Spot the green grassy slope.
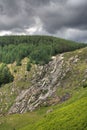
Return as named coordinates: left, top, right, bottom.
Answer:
left=20, top=87, right=87, bottom=130
left=0, top=87, right=87, bottom=130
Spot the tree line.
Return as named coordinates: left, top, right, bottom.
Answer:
left=0, top=35, right=86, bottom=65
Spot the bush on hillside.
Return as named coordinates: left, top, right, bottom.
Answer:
left=82, top=82, right=87, bottom=88
left=0, top=63, right=14, bottom=86
left=27, top=61, right=32, bottom=71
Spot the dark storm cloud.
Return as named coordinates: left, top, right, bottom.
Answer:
left=25, top=0, right=51, bottom=7
left=38, top=0, right=87, bottom=33
left=0, top=0, right=87, bottom=42
left=0, top=0, right=36, bottom=31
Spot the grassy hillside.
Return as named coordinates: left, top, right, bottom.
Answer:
left=30, top=89, right=87, bottom=130
left=0, top=87, right=87, bottom=130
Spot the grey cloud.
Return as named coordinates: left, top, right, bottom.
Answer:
left=0, top=4, right=4, bottom=15
left=0, top=0, right=87, bottom=42
left=0, top=0, right=36, bottom=31
left=0, top=0, right=20, bottom=16
left=37, top=0, right=87, bottom=34
left=25, top=0, right=51, bottom=7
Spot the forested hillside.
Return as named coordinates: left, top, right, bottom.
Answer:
left=0, top=35, right=86, bottom=65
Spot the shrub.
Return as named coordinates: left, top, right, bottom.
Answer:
left=27, top=62, right=32, bottom=71
left=0, top=63, right=14, bottom=86
left=83, top=82, right=87, bottom=88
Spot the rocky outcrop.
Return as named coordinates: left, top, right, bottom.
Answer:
left=9, top=54, right=65, bottom=114
left=8, top=47, right=87, bottom=114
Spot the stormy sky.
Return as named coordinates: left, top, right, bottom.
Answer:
left=0, top=0, right=87, bottom=42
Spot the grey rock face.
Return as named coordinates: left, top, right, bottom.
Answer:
left=9, top=54, right=65, bottom=114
